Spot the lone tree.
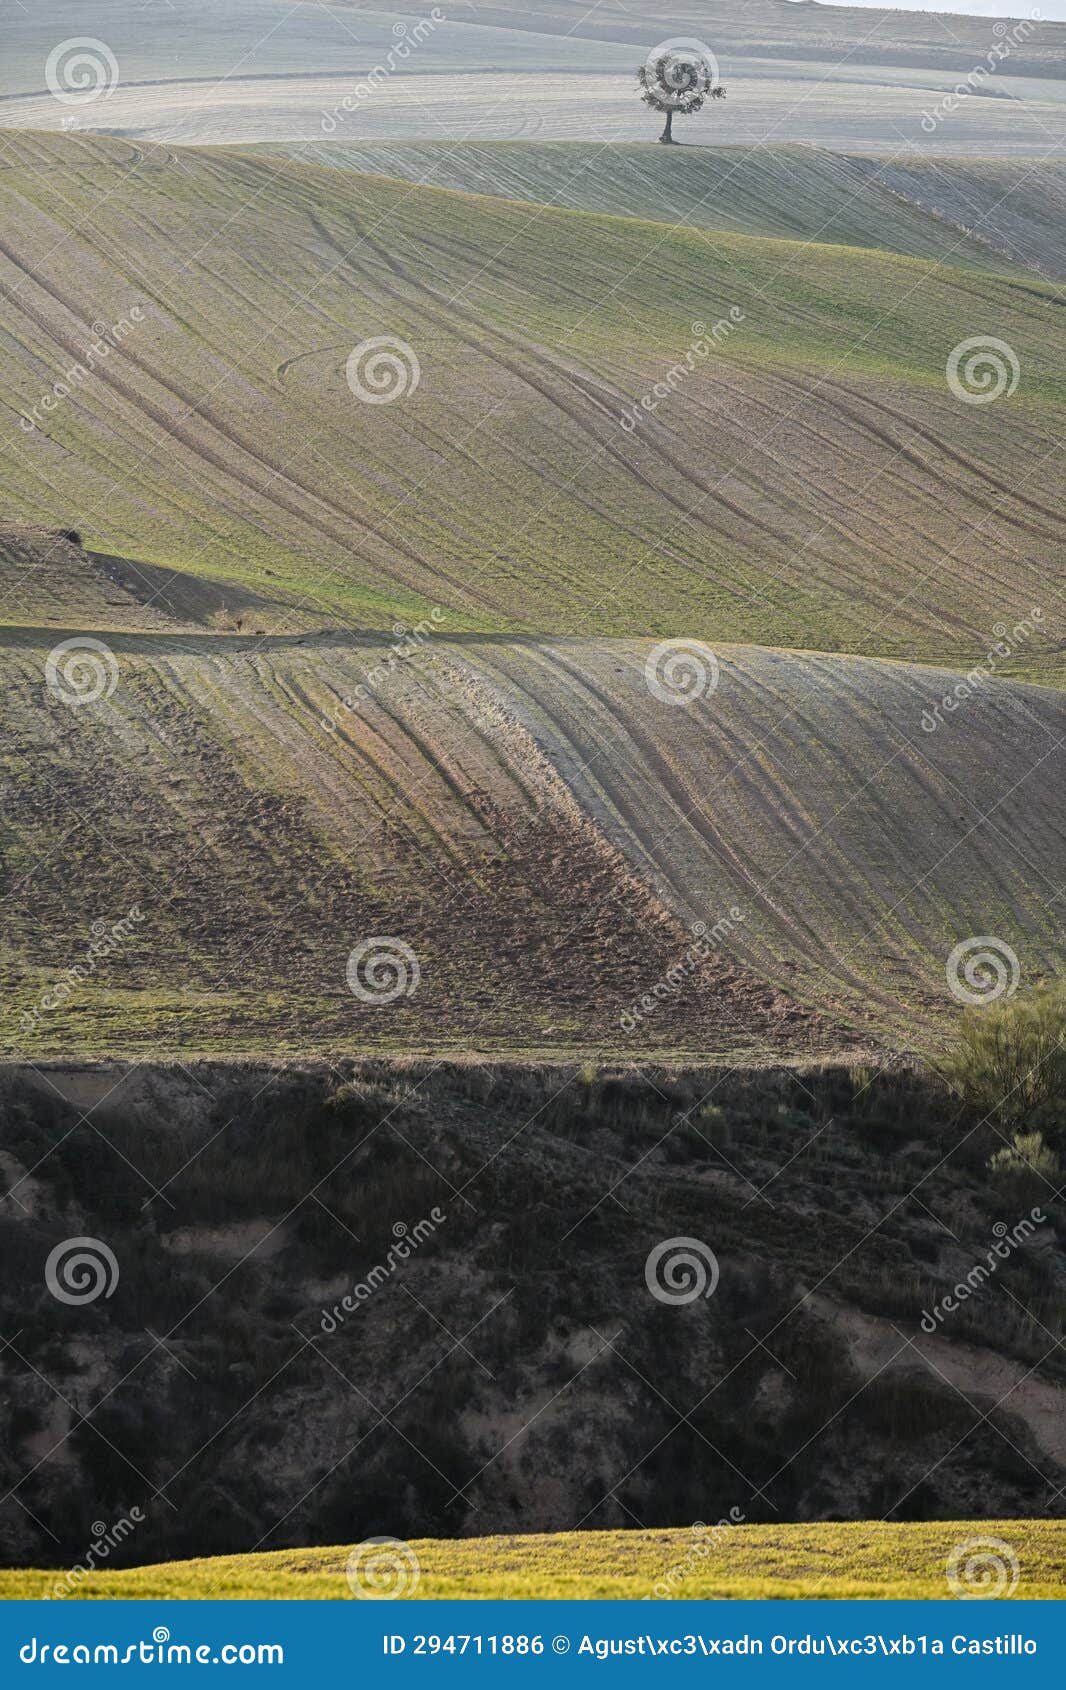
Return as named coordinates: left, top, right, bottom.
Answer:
left=638, top=43, right=725, bottom=144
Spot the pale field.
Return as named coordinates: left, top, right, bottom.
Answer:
left=5, top=69, right=1066, bottom=154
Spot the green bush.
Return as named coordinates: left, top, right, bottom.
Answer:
left=942, top=984, right=1066, bottom=1138
left=988, top=1130, right=1060, bottom=1204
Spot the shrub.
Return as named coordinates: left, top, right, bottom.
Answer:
left=942, top=983, right=1066, bottom=1138
left=988, top=1130, right=1060, bottom=1205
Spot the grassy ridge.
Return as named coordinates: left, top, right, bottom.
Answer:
left=4, top=1522, right=1064, bottom=1599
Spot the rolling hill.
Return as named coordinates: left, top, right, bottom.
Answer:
left=1, top=133, right=1063, bottom=671
left=0, top=131, right=1062, bottom=1060
left=0, top=11, right=1064, bottom=1599
left=257, top=140, right=1066, bottom=282
left=1, top=531, right=1061, bottom=1058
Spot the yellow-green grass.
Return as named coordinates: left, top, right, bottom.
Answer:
left=3, top=1522, right=1064, bottom=1600
left=1, top=131, right=1064, bottom=672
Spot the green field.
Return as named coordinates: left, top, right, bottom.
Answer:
left=2, top=133, right=1064, bottom=669
left=4, top=1522, right=1064, bottom=1600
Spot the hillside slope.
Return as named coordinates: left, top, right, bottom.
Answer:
left=1, top=133, right=1063, bottom=674
left=2, top=597, right=1061, bottom=1057
left=256, top=141, right=1066, bottom=280
left=1, top=1060, right=1063, bottom=1571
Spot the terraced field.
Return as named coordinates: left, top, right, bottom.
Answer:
left=2, top=134, right=1064, bottom=671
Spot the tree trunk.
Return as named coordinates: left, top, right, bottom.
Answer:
left=659, top=109, right=674, bottom=144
